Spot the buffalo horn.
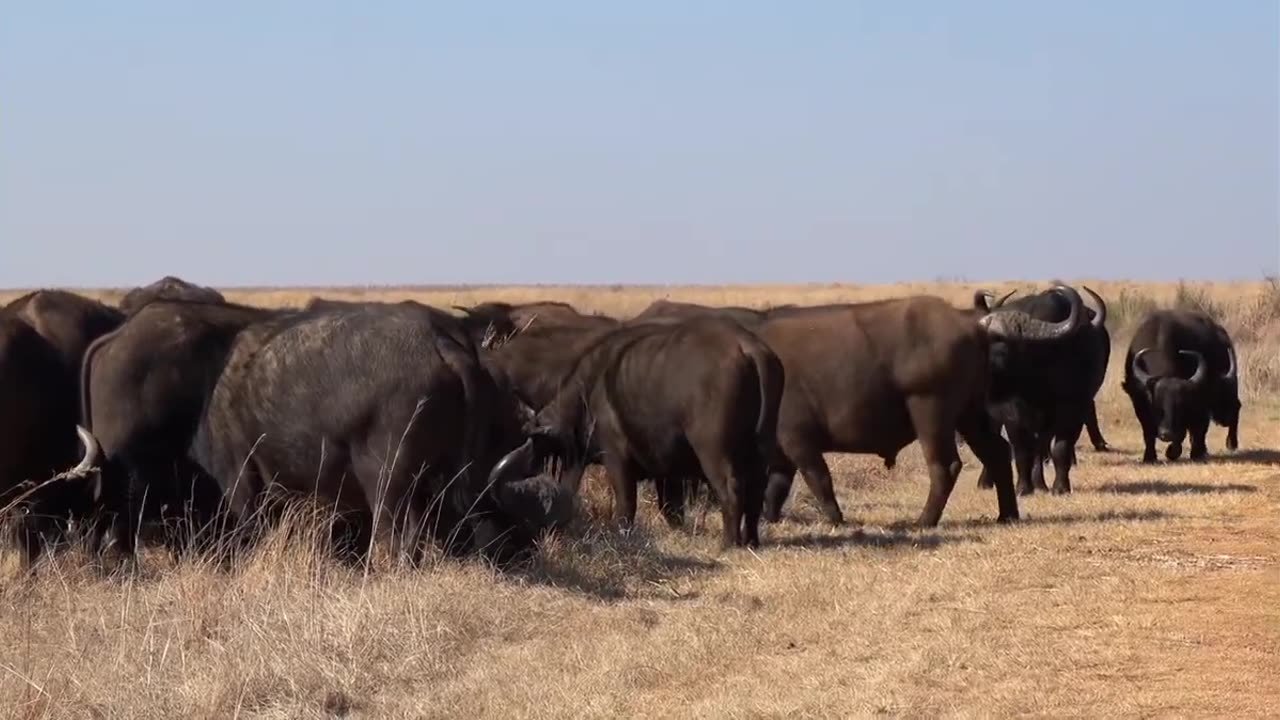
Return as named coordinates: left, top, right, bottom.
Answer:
left=70, top=425, right=100, bottom=477
left=1081, top=285, right=1107, bottom=329
left=1223, top=345, right=1238, bottom=382
left=1132, top=348, right=1155, bottom=386
left=1182, top=350, right=1208, bottom=387
left=980, top=285, right=1082, bottom=341
left=488, top=439, right=535, bottom=487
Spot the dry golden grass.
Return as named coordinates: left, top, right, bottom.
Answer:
left=2, top=280, right=1278, bottom=718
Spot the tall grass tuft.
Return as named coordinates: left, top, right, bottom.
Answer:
left=1172, top=281, right=1225, bottom=322
left=1107, top=288, right=1159, bottom=333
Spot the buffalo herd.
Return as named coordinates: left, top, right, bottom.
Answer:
left=0, top=277, right=1245, bottom=574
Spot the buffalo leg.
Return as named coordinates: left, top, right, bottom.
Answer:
left=763, top=463, right=796, bottom=524
left=1188, top=417, right=1210, bottom=462
left=371, top=480, right=425, bottom=565
left=603, top=455, right=640, bottom=531
left=1085, top=401, right=1109, bottom=451
left=796, top=456, right=844, bottom=525
left=1225, top=423, right=1239, bottom=452
left=957, top=410, right=1018, bottom=522
left=1029, top=432, right=1052, bottom=493
left=654, top=476, right=687, bottom=528
left=695, top=456, right=744, bottom=549
left=1129, top=393, right=1159, bottom=464
left=736, top=452, right=767, bottom=547
left=105, top=460, right=148, bottom=575
left=908, top=396, right=963, bottom=527
left=1007, top=426, right=1039, bottom=496
left=1050, top=423, right=1083, bottom=494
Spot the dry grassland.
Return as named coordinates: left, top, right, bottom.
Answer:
left=2, top=280, right=1278, bottom=718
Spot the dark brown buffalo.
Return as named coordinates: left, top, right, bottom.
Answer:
left=0, top=291, right=122, bottom=566
left=493, top=315, right=784, bottom=548
left=974, top=288, right=1109, bottom=453
left=630, top=295, right=1027, bottom=527
left=1123, top=309, right=1240, bottom=462
left=0, top=318, right=99, bottom=565
left=631, top=299, right=799, bottom=327
left=972, top=285, right=1110, bottom=495
left=118, top=275, right=225, bottom=315
left=455, top=300, right=619, bottom=348
left=4, top=290, right=125, bottom=372
left=78, top=298, right=570, bottom=569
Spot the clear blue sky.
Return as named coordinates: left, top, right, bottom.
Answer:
left=2, top=2, right=1276, bottom=287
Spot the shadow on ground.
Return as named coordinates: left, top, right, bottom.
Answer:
left=1207, top=448, right=1280, bottom=465
left=1096, top=479, right=1258, bottom=495
left=773, top=526, right=983, bottom=551
left=951, top=507, right=1174, bottom=529
left=509, top=526, right=722, bottom=603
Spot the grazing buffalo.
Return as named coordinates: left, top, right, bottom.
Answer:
left=4, top=290, right=125, bottom=372
left=974, top=285, right=1109, bottom=495
left=494, top=315, right=784, bottom=547
left=454, top=300, right=619, bottom=348
left=0, top=318, right=99, bottom=566
left=118, top=275, right=225, bottom=315
left=0, top=291, right=122, bottom=566
left=78, top=298, right=571, bottom=569
left=1123, top=310, right=1240, bottom=462
left=631, top=299, right=798, bottom=327
left=630, top=296, right=1024, bottom=528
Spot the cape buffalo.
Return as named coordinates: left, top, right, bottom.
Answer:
left=974, top=285, right=1109, bottom=495
left=1123, top=309, right=1240, bottom=462
left=78, top=298, right=570, bottom=569
left=494, top=315, right=784, bottom=548
left=4, top=290, right=125, bottom=372
left=631, top=299, right=798, bottom=327
left=975, top=288, right=1110, bottom=453
left=0, top=290, right=122, bottom=566
left=454, top=300, right=619, bottom=349
left=0, top=318, right=99, bottom=566
left=629, top=296, right=1024, bottom=528
left=118, top=275, right=225, bottom=315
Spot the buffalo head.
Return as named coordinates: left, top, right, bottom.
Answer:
left=1131, top=348, right=1223, bottom=442
left=467, top=438, right=577, bottom=564
left=977, top=284, right=1104, bottom=341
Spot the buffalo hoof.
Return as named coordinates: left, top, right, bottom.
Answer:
left=762, top=507, right=783, bottom=523
left=1142, top=450, right=1158, bottom=464
left=1189, top=448, right=1208, bottom=462
left=820, top=507, right=845, bottom=526
left=996, top=512, right=1020, bottom=524
left=1051, top=485, right=1071, bottom=496
left=1226, top=436, right=1239, bottom=452
left=976, top=470, right=994, bottom=490
left=1017, top=483, right=1036, bottom=497
left=1165, top=444, right=1183, bottom=462
left=1092, top=442, right=1110, bottom=452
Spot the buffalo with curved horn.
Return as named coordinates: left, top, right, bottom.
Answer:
left=1124, top=309, right=1240, bottom=462
left=0, top=291, right=122, bottom=569
left=974, top=284, right=1111, bottom=495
